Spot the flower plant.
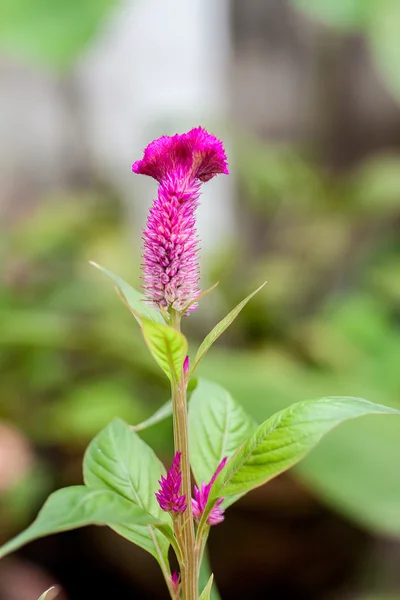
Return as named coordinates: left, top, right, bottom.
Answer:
left=1, top=128, right=399, bottom=600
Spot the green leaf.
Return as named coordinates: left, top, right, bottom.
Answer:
left=0, top=0, right=119, bottom=70
left=200, top=347, right=400, bottom=535
left=198, top=574, right=214, bottom=600
left=191, top=283, right=266, bottom=375
left=0, top=486, right=161, bottom=559
left=290, top=0, right=377, bottom=31
left=38, top=588, right=59, bottom=600
left=141, top=319, right=188, bottom=383
left=132, top=399, right=173, bottom=432
left=83, top=419, right=170, bottom=564
left=208, top=397, right=399, bottom=507
left=90, top=262, right=164, bottom=324
left=188, top=379, right=256, bottom=486
left=199, top=548, right=221, bottom=600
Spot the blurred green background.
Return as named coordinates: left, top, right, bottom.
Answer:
left=0, top=0, right=400, bottom=599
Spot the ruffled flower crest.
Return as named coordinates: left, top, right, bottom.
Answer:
left=132, top=126, right=228, bottom=183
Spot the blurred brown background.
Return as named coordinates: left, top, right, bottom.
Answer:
left=0, top=0, right=400, bottom=598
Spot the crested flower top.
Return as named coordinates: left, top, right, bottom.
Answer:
left=132, top=127, right=228, bottom=314
left=132, top=126, right=228, bottom=183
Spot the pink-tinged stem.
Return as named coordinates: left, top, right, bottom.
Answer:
left=170, top=310, right=197, bottom=600
left=133, top=128, right=229, bottom=598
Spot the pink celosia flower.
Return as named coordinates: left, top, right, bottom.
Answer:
left=155, top=452, right=187, bottom=515
left=192, top=457, right=227, bottom=526
left=132, top=127, right=228, bottom=313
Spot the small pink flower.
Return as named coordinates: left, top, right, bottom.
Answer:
left=183, top=356, right=190, bottom=375
left=155, top=452, right=187, bottom=515
left=170, top=571, right=180, bottom=597
left=192, top=457, right=227, bottom=526
left=132, top=127, right=228, bottom=313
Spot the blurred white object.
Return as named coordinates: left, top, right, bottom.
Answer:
left=0, top=62, right=78, bottom=218
left=77, top=0, right=235, bottom=252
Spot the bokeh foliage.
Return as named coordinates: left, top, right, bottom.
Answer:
left=0, top=0, right=118, bottom=69
left=200, top=137, right=400, bottom=535
left=1, top=134, right=399, bottom=541
left=291, top=0, right=400, bottom=103
left=1, top=1, right=400, bottom=596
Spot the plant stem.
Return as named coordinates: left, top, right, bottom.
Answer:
left=170, top=310, right=197, bottom=600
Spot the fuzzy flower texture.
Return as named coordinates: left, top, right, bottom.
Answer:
left=132, top=127, right=228, bottom=313
left=155, top=452, right=187, bottom=515
left=155, top=453, right=227, bottom=526
left=192, top=457, right=227, bottom=526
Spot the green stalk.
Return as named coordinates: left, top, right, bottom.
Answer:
left=170, top=310, right=198, bottom=600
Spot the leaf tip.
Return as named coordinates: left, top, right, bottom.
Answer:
left=39, top=586, right=61, bottom=600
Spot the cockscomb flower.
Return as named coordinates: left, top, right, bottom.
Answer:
left=192, top=457, right=227, bottom=526
left=155, top=452, right=187, bottom=515
left=132, top=127, right=228, bottom=313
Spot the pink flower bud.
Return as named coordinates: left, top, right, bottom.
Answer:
left=183, top=355, right=190, bottom=375
left=155, top=452, right=187, bottom=515
left=170, top=571, right=180, bottom=596
left=192, top=457, right=227, bottom=526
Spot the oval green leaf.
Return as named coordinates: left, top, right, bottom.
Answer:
left=141, top=319, right=188, bottom=383
left=209, top=397, right=399, bottom=505
left=188, top=379, right=256, bottom=486
left=0, top=486, right=161, bottom=559
left=83, top=418, right=170, bottom=566
left=191, top=283, right=266, bottom=376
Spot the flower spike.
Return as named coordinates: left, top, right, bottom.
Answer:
left=170, top=571, right=180, bottom=598
left=155, top=452, right=187, bottom=515
left=132, top=127, right=228, bottom=313
left=192, top=457, right=227, bottom=526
